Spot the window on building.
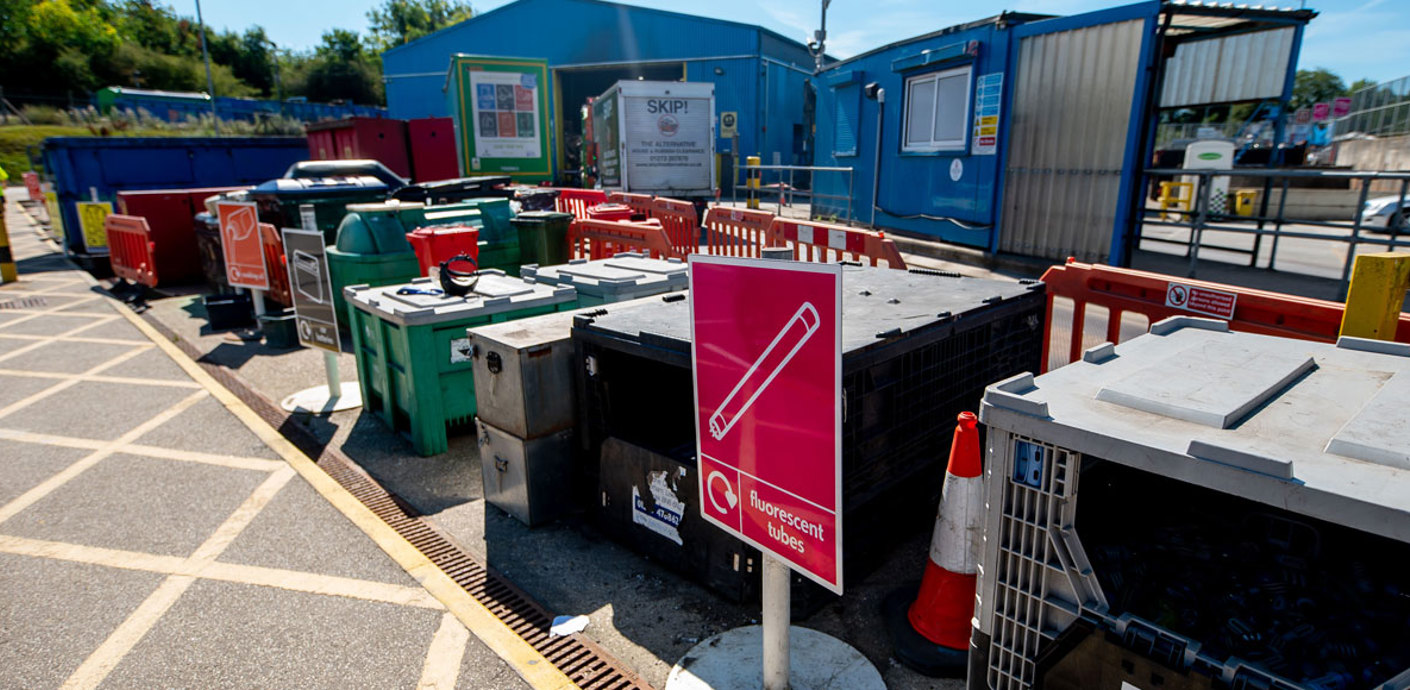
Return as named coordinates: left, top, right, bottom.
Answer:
left=902, top=65, right=971, bottom=152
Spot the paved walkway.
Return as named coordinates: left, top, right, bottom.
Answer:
left=0, top=188, right=527, bottom=689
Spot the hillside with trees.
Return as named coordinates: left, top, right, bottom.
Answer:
left=0, top=0, right=474, bottom=108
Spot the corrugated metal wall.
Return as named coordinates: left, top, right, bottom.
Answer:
left=1159, top=28, right=1295, bottom=108
left=1000, top=19, right=1144, bottom=262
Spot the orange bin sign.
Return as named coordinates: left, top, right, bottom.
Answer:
left=216, top=201, right=269, bottom=289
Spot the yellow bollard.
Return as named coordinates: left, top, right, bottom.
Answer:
left=746, top=155, right=761, bottom=210
left=0, top=197, right=16, bottom=283
left=1340, top=252, right=1410, bottom=341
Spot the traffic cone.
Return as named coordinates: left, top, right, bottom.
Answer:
left=883, top=411, right=984, bottom=677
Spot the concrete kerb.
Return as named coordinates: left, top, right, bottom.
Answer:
left=16, top=223, right=588, bottom=690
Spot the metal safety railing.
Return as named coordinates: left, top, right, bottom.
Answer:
left=1140, top=167, right=1410, bottom=297
left=732, top=162, right=854, bottom=225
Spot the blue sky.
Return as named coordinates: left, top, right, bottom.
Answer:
left=199, top=0, right=1410, bottom=84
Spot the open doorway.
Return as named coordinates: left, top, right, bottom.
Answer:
left=554, top=62, right=684, bottom=185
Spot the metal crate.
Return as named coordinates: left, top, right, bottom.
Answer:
left=974, top=318, right=1410, bottom=690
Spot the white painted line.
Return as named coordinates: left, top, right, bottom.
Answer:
left=59, top=575, right=198, bottom=690
left=418, top=612, right=472, bottom=689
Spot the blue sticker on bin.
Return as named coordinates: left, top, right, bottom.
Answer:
left=1013, top=440, right=1045, bottom=488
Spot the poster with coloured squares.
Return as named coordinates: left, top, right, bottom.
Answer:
left=469, top=70, right=542, bottom=160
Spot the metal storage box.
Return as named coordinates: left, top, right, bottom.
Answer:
left=973, top=318, right=1410, bottom=690
left=572, top=266, right=1045, bottom=593
left=476, top=419, right=574, bottom=527
left=345, top=273, right=577, bottom=456
left=522, top=253, right=688, bottom=306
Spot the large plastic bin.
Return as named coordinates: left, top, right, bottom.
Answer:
left=973, top=319, right=1410, bottom=690
left=283, top=160, right=407, bottom=190
left=407, top=117, right=459, bottom=183
left=116, top=186, right=246, bottom=286
left=511, top=211, right=573, bottom=267
left=521, top=252, right=685, bottom=306
left=249, top=176, right=391, bottom=242
left=406, top=226, right=480, bottom=276
left=326, top=201, right=426, bottom=321
left=194, top=189, right=253, bottom=292
left=306, top=117, right=412, bottom=179
left=571, top=266, right=1045, bottom=600
left=427, top=198, right=518, bottom=274
left=345, top=273, right=577, bottom=456
left=41, top=136, right=305, bottom=259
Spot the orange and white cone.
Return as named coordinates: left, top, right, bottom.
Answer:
left=884, top=411, right=983, bottom=676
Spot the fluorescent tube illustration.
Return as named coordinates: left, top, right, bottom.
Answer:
left=708, top=302, right=820, bottom=440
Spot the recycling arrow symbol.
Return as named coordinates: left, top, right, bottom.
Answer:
left=707, top=470, right=737, bottom=515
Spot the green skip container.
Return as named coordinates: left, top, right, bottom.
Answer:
left=345, top=272, right=577, bottom=456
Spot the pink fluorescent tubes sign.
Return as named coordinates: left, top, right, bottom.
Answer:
left=708, top=302, right=820, bottom=440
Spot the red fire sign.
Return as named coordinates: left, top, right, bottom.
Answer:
left=217, top=201, right=269, bottom=290
left=691, top=256, right=843, bottom=593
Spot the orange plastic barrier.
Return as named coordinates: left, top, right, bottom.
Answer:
left=105, top=215, right=159, bottom=287
left=554, top=189, right=608, bottom=220
left=259, top=222, right=292, bottom=307
left=568, top=219, right=679, bottom=261
left=607, top=192, right=655, bottom=220
left=700, top=206, right=774, bottom=257
left=767, top=218, right=908, bottom=270
left=1040, top=259, right=1410, bottom=372
left=651, top=197, right=700, bottom=257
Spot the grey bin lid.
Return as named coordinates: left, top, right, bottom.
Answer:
left=980, top=317, right=1410, bottom=544
left=344, top=270, right=577, bottom=327
left=522, top=252, right=687, bottom=298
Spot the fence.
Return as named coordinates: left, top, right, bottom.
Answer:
left=1040, top=259, right=1410, bottom=372
left=1140, top=167, right=1410, bottom=297
left=733, top=164, right=854, bottom=224
left=1337, top=74, right=1410, bottom=138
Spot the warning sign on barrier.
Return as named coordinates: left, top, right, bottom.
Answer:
left=1165, top=282, right=1237, bottom=320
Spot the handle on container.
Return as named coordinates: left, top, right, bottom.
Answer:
left=438, top=253, right=479, bottom=297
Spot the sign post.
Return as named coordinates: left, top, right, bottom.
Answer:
left=668, top=255, right=882, bottom=690
left=216, top=200, right=269, bottom=321
left=279, top=204, right=360, bottom=413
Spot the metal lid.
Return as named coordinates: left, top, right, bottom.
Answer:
left=344, top=271, right=576, bottom=327
left=522, top=252, right=687, bottom=297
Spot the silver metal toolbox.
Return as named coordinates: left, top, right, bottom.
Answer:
left=475, top=418, right=574, bottom=527
left=466, top=310, right=581, bottom=439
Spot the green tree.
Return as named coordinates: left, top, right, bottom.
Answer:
left=1348, top=78, right=1377, bottom=95
left=1291, top=67, right=1346, bottom=110
left=366, top=0, right=473, bottom=51
left=302, top=29, right=383, bottom=105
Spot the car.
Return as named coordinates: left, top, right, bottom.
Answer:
left=1361, top=194, right=1410, bottom=234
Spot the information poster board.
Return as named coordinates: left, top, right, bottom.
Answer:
left=447, top=55, right=553, bottom=183
left=691, top=256, right=844, bottom=594
left=216, top=201, right=269, bottom=290
left=75, top=201, right=112, bottom=250
left=282, top=228, right=340, bottom=352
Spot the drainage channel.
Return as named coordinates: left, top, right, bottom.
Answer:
left=145, top=312, right=653, bottom=690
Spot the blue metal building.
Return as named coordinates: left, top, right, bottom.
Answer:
left=813, top=1, right=1315, bottom=264
left=381, top=0, right=818, bottom=185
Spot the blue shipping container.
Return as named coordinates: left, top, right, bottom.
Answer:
left=41, top=136, right=308, bottom=257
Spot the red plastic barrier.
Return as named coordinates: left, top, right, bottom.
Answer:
left=259, top=222, right=292, bottom=307
left=651, top=197, right=700, bottom=257
left=22, top=172, right=43, bottom=202
left=1039, top=259, right=1410, bottom=372
left=569, top=219, right=678, bottom=261
left=105, top=215, right=159, bottom=286
left=554, top=189, right=608, bottom=220
left=406, top=226, right=480, bottom=276
left=767, top=218, right=908, bottom=270
left=607, top=192, right=655, bottom=220
left=700, top=206, right=774, bottom=258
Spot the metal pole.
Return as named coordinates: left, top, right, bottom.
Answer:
left=761, top=540, right=791, bottom=690
left=1269, top=176, right=1289, bottom=270
left=1390, top=178, right=1408, bottom=253
left=1188, top=172, right=1212, bottom=278
left=846, top=169, right=853, bottom=225
left=324, top=351, right=342, bottom=398
left=194, top=0, right=220, bottom=135
left=870, top=90, right=884, bottom=228
left=1339, top=180, right=1374, bottom=299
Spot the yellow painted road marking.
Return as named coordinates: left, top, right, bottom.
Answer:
left=419, top=612, right=472, bottom=690
left=189, top=466, right=296, bottom=561
left=0, top=333, right=152, bottom=346
left=0, top=428, right=281, bottom=472
left=0, top=368, right=201, bottom=389
left=111, top=253, right=581, bottom=690
left=0, top=535, right=444, bottom=610
left=60, top=575, right=198, bottom=690
left=0, top=389, right=208, bottom=525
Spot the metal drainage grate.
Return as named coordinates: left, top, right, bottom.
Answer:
left=0, top=297, right=46, bottom=310
left=149, top=314, right=653, bottom=690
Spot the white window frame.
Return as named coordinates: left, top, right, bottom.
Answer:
left=901, top=65, right=972, bottom=153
